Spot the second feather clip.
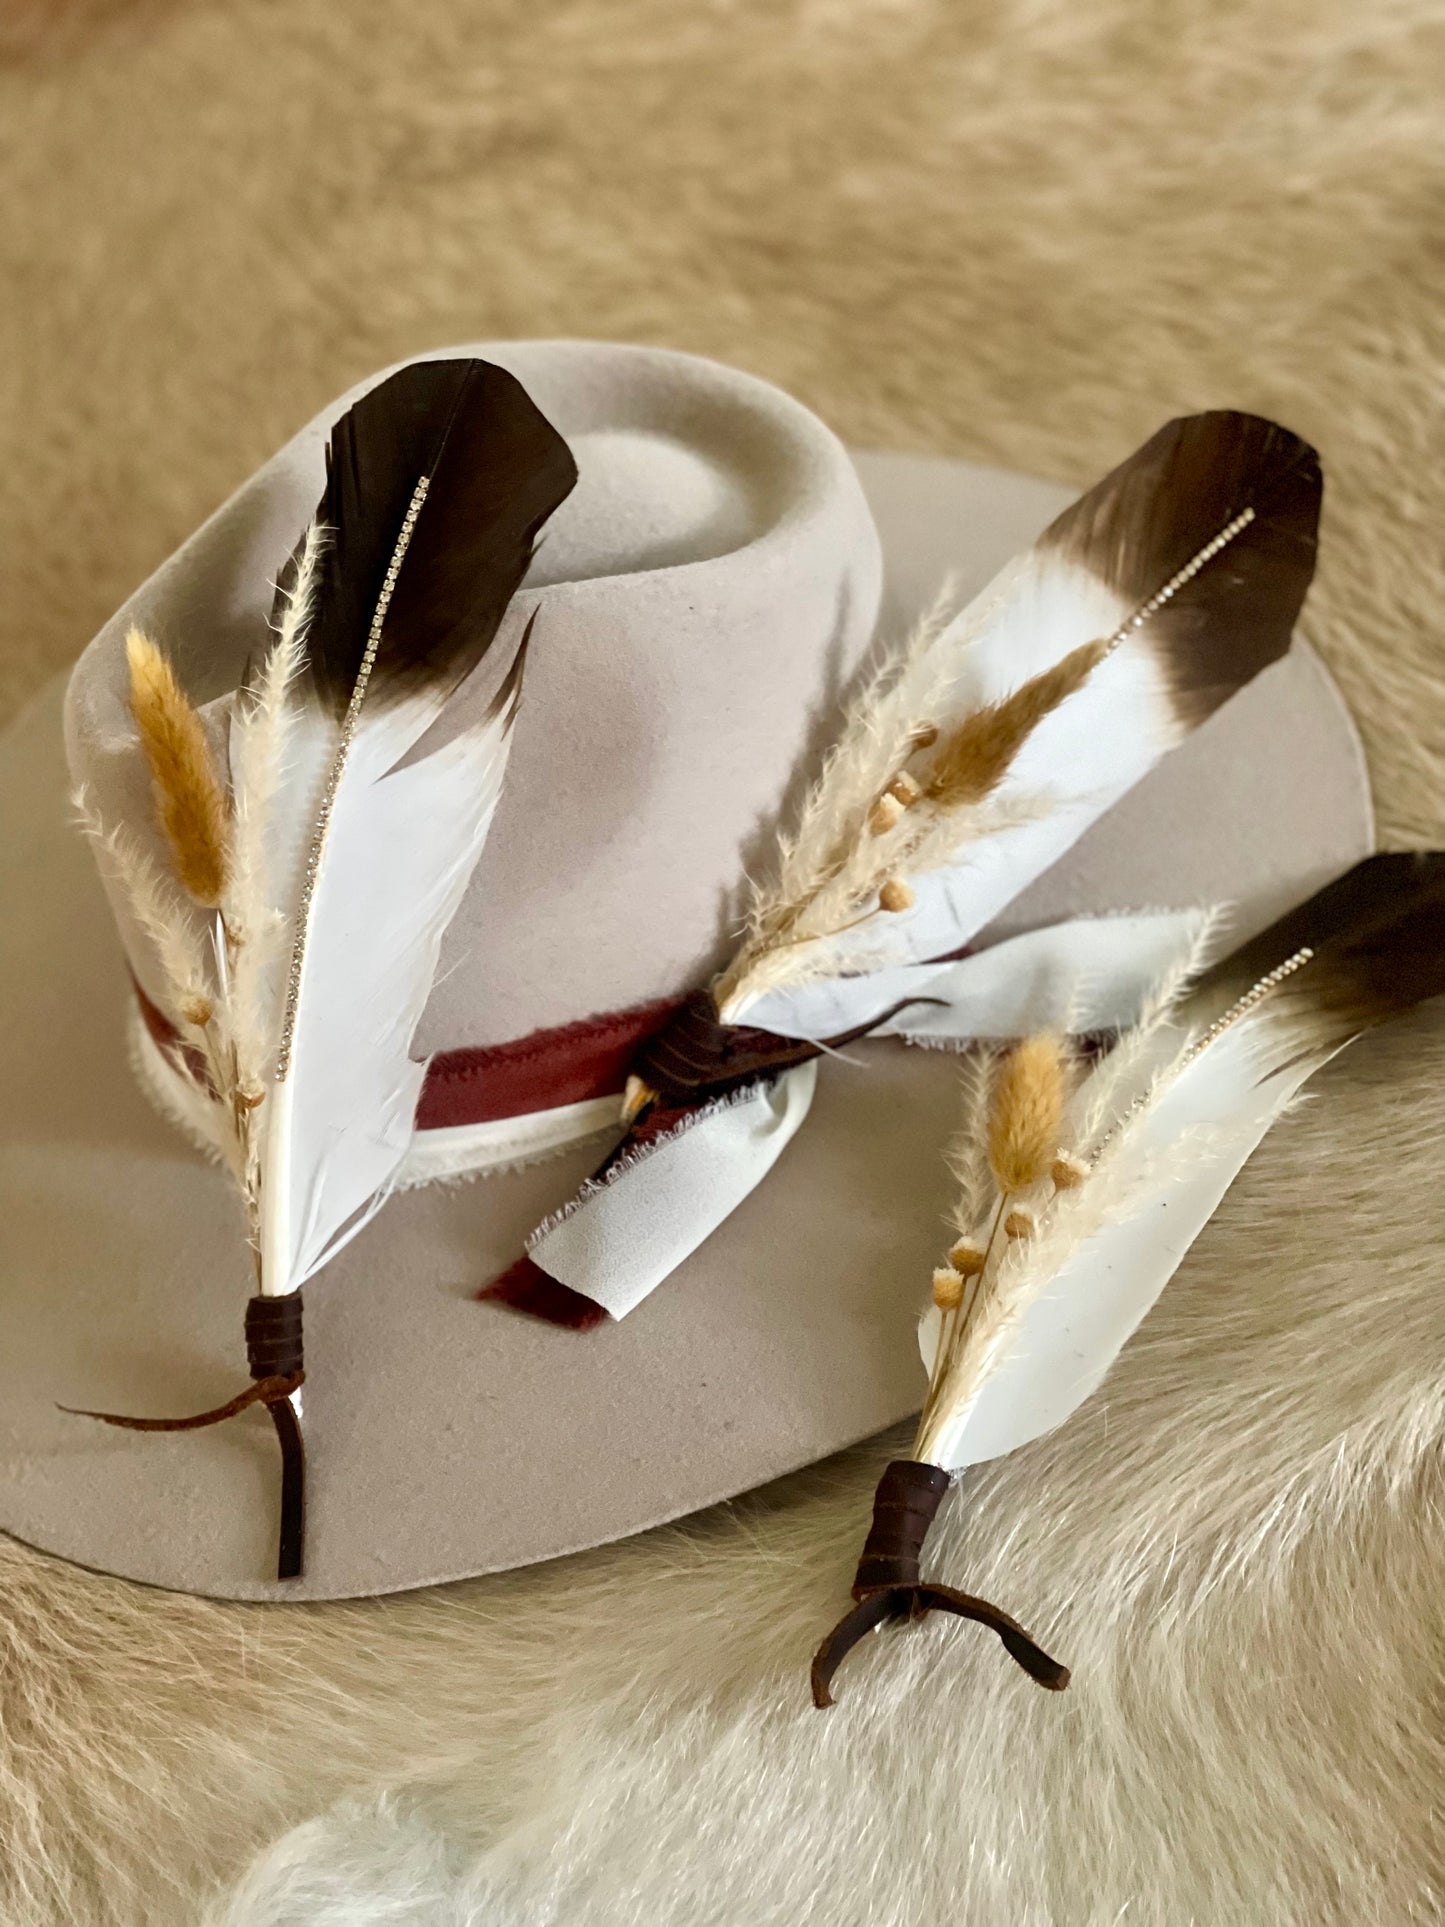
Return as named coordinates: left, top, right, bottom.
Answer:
left=812, top=853, right=1445, bottom=1706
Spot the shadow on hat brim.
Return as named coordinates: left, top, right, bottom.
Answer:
left=0, top=451, right=1372, bottom=1599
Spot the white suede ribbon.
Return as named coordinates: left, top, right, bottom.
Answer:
left=524, top=908, right=1206, bottom=1320
left=530, top=1064, right=820, bottom=1318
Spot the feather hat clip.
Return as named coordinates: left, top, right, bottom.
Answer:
left=812, top=853, right=1445, bottom=1704
left=488, top=411, right=1325, bottom=1330
left=68, top=358, right=578, bottom=1577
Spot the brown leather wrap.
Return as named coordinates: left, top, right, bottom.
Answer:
left=245, top=1293, right=307, bottom=1581
left=630, top=990, right=822, bottom=1106
left=245, top=1290, right=305, bottom=1381
left=851, top=1458, right=949, bottom=1595
left=624, top=986, right=952, bottom=1112
left=811, top=1459, right=1070, bottom=1708
left=62, top=1292, right=307, bottom=1582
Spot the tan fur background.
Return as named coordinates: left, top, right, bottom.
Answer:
left=3, top=2, right=1445, bottom=1921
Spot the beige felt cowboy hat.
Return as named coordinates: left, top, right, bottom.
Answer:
left=0, top=341, right=1371, bottom=1599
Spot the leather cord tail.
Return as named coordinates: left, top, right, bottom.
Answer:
left=629, top=989, right=951, bottom=1115
left=62, top=1373, right=303, bottom=1430
left=265, top=1389, right=306, bottom=1582
left=810, top=1459, right=1070, bottom=1708
left=60, top=1292, right=307, bottom=1583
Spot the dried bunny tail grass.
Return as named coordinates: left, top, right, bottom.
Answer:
left=1014, top=1109, right=1267, bottom=1317
left=922, top=637, right=1107, bottom=808
left=717, top=789, right=1047, bottom=1017
left=125, top=626, right=232, bottom=907
left=932, top=1266, right=965, bottom=1311
left=714, top=568, right=1067, bottom=1017
left=1050, top=1152, right=1090, bottom=1190
left=948, top=1238, right=988, bottom=1275
left=230, top=521, right=326, bottom=900
left=274, top=521, right=329, bottom=654
left=73, top=789, right=252, bottom=1182
left=878, top=786, right=1046, bottom=895
left=915, top=1111, right=1256, bottom=1466
left=73, top=788, right=214, bottom=1027
left=987, top=1034, right=1066, bottom=1193
left=1129, top=902, right=1230, bottom=1039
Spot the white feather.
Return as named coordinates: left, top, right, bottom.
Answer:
left=721, top=549, right=1191, bottom=1033
left=916, top=1000, right=1337, bottom=1473
left=256, top=679, right=519, bottom=1296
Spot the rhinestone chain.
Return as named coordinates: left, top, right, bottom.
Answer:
left=1094, top=942, right=1317, bottom=1157
left=1174, top=943, right=1316, bottom=1073
left=1101, top=506, right=1256, bottom=658
left=275, top=474, right=430, bottom=1081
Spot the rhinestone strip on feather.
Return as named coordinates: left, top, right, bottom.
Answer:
left=276, top=474, right=431, bottom=1081
left=1176, top=943, right=1316, bottom=1070
left=1098, top=507, right=1256, bottom=660
left=1095, top=942, right=1316, bottom=1156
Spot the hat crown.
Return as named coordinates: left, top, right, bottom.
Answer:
left=64, top=342, right=884, bottom=1048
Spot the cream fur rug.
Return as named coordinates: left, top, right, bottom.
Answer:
left=3, top=1, right=1445, bottom=1921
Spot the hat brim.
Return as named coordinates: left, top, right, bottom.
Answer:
left=0, top=450, right=1372, bottom=1599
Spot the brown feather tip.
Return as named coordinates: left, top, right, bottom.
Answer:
left=1183, top=852, right=1445, bottom=1050
left=1039, top=411, right=1322, bottom=727
left=295, top=358, right=578, bottom=716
